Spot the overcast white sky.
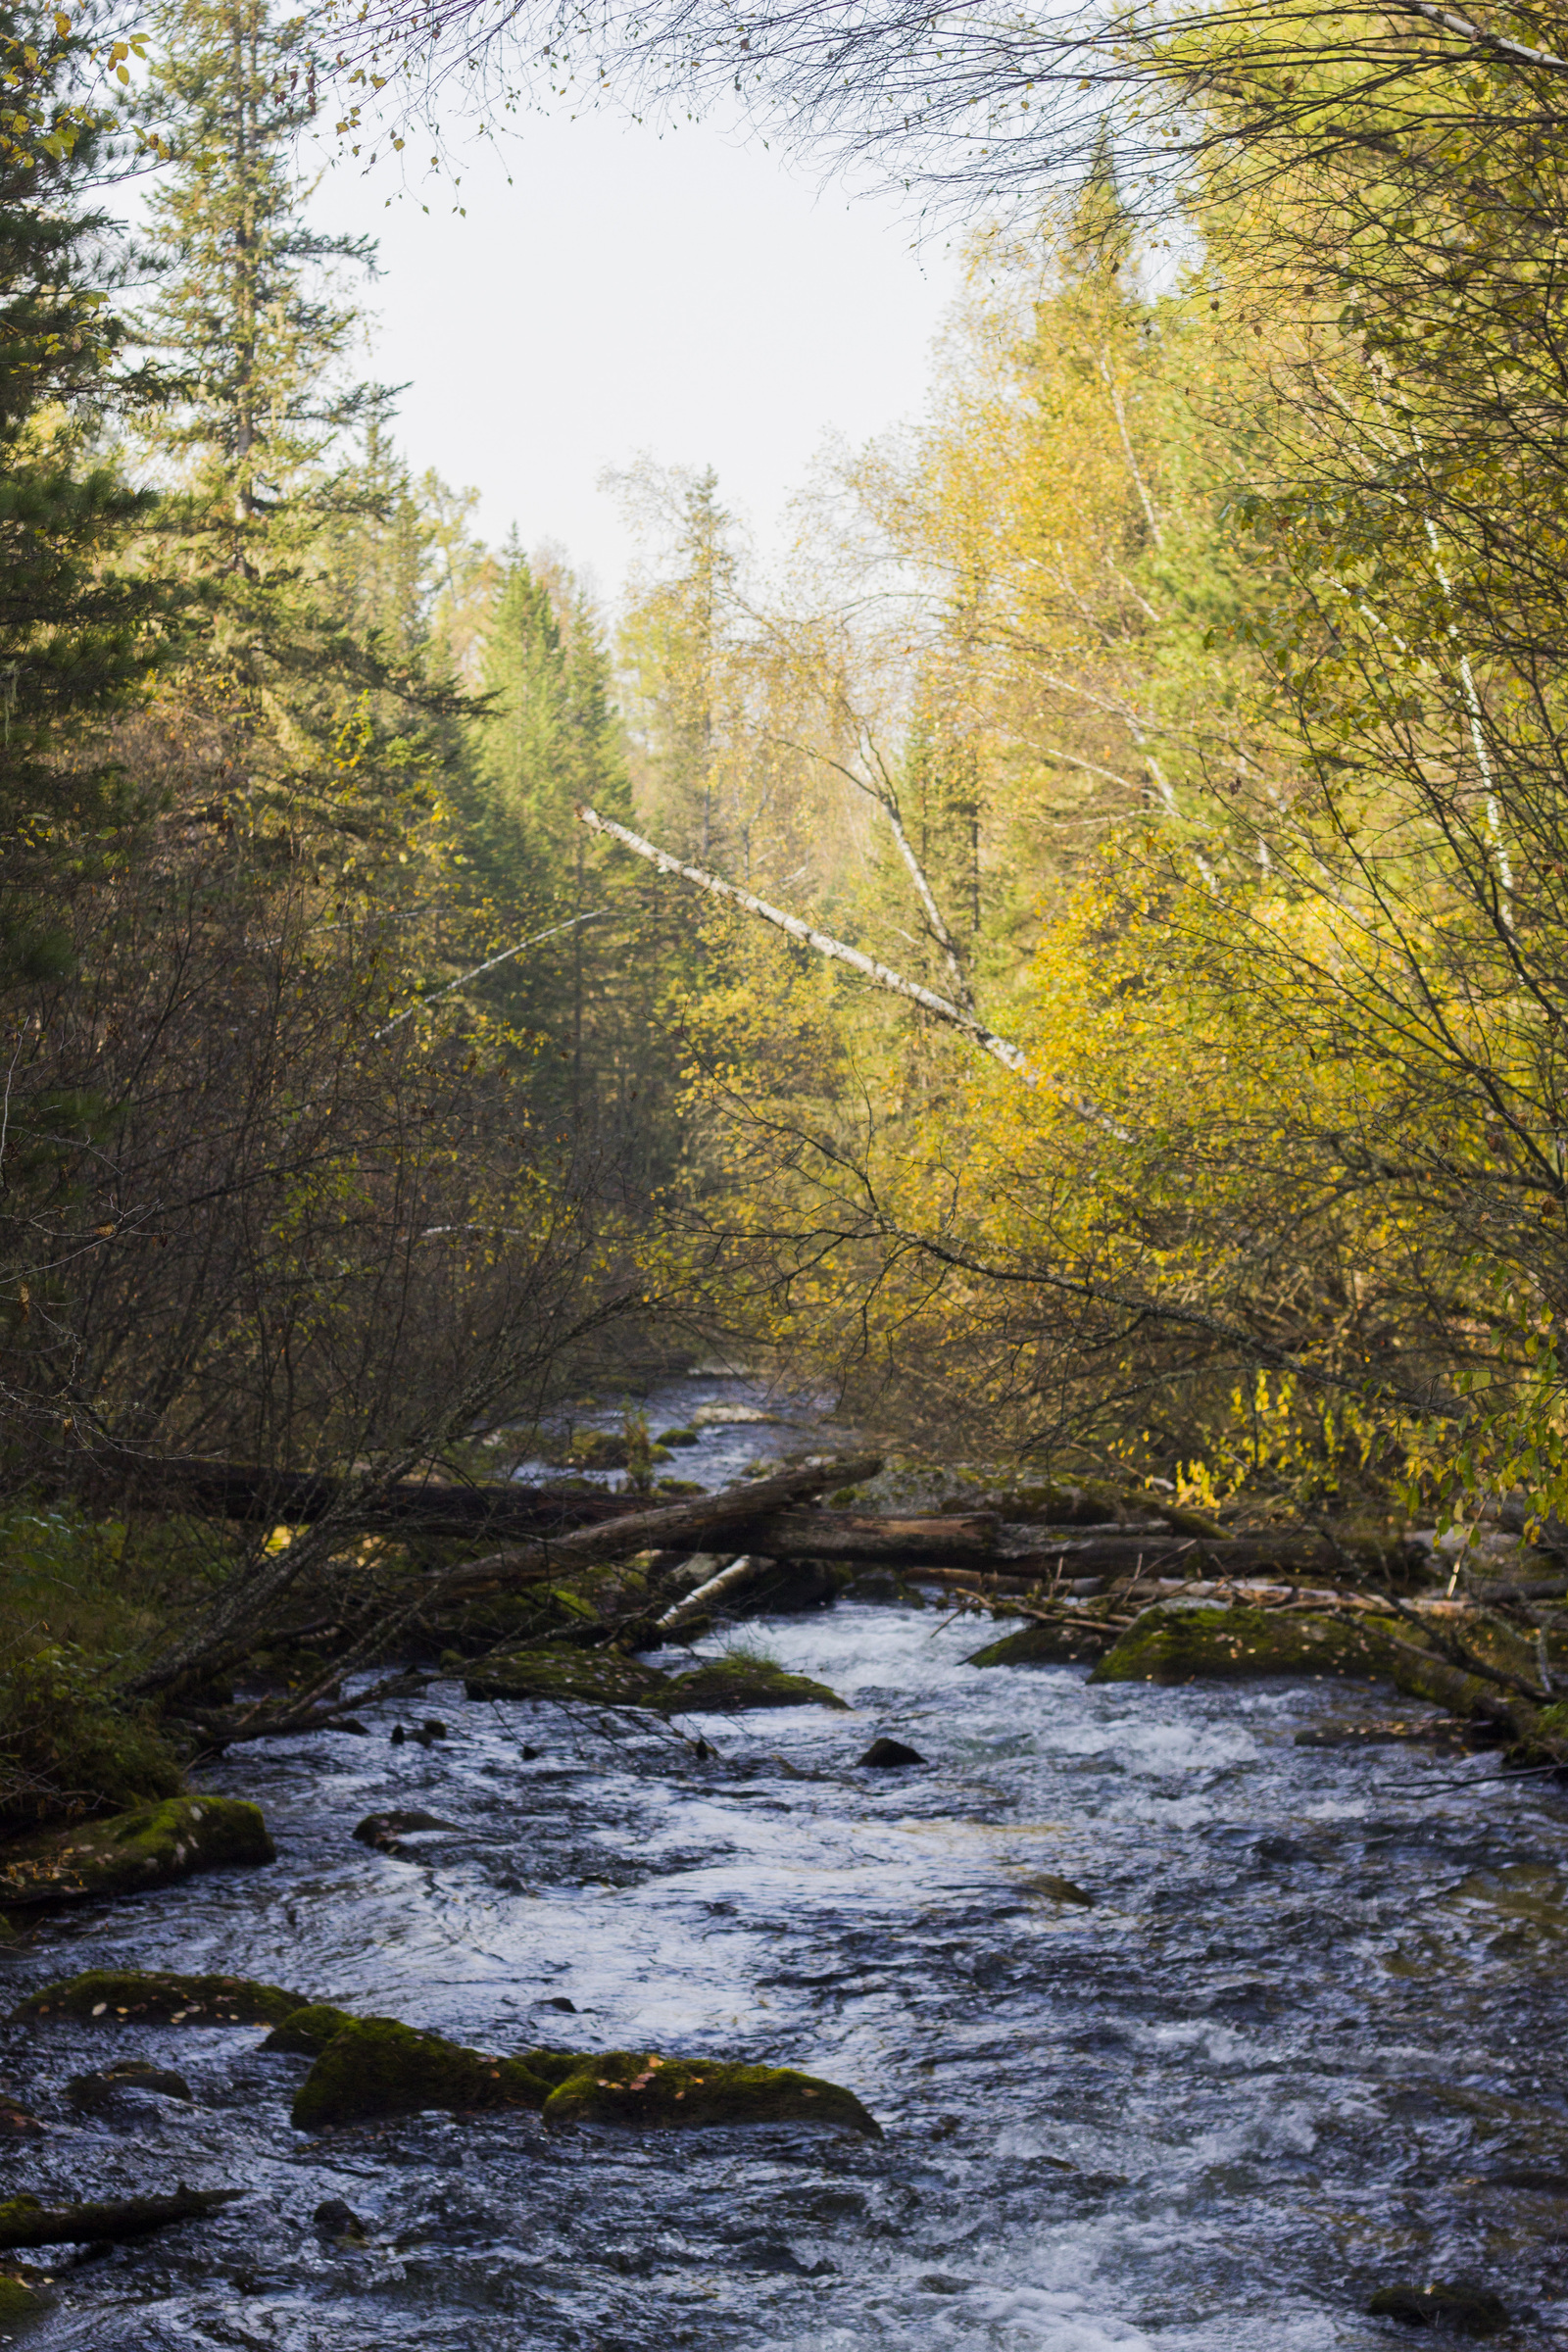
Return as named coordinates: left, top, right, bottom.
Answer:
left=309, top=106, right=959, bottom=598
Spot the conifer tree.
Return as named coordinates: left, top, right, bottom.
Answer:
left=0, top=3, right=171, bottom=983
left=133, top=0, right=458, bottom=881
left=462, top=547, right=643, bottom=1130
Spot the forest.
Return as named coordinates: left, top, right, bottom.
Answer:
left=2, top=0, right=1568, bottom=2340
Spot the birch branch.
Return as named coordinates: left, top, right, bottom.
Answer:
left=1100, top=351, right=1164, bottom=551
left=575, top=803, right=1033, bottom=1080
left=767, top=732, right=977, bottom=1013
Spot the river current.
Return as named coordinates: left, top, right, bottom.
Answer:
left=5, top=1382, right=1568, bottom=2349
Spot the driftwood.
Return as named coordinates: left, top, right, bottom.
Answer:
left=0, top=2187, right=240, bottom=2249
left=421, top=1455, right=884, bottom=1599
left=122, top=1456, right=650, bottom=1540
left=728, top=1510, right=997, bottom=1564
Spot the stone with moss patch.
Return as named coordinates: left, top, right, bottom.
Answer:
left=0, top=2268, right=48, bottom=2327
left=11, top=1967, right=304, bottom=2027
left=968, top=1618, right=1115, bottom=1667
left=1089, top=1605, right=1393, bottom=1685
left=539, top=2049, right=880, bottom=2135
left=464, top=1649, right=671, bottom=1706
left=0, top=1798, right=273, bottom=1909
left=290, top=2016, right=555, bottom=2131
left=263, top=2003, right=360, bottom=2056
left=655, top=1657, right=848, bottom=1713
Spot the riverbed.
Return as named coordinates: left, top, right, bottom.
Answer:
left=4, top=1389, right=1567, bottom=2347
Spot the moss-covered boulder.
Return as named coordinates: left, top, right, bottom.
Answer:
left=0, top=2268, right=48, bottom=2327
left=0, top=1798, right=273, bottom=1908
left=968, top=1617, right=1115, bottom=1667
left=263, top=2003, right=360, bottom=2056
left=655, top=1658, right=848, bottom=1713
left=1089, top=1605, right=1394, bottom=1685
left=290, top=2016, right=555, bottom=2132
left=11, top=1968, right=304, bottom=2026
left=464, top=1649, right=671, bottom=1706
left=537, top=2050, right=880, bottom=2136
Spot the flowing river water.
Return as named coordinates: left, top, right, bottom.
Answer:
left=5, top=1380, right=1568, bottom=2349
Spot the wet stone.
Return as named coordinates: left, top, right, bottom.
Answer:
left=657, top=1658, right=849, bottom=1714
left=1366, top=2281, right=1509, bottom=2334
left=68, top=2061, right=193, bottom=2111
left=858, top=1737, right=925, bottom=1767
left=351, top=1809, right=461, bottom=1848
left=0, top=1797, right=274, bottom=1907
left=12, top=1968, right=307, bottom=2026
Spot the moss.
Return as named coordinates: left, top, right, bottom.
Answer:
left=0, top=2268, right=47, bottom=2326
left=464, top=1649, right=671, bottom=1706
left=514, top=2046, right=586, bottom=2086
left=655, top=1658, right=849, bottom=1713
left=656, top=1427, right=700, bottom=1446
left=263, top=2003, right=360, bottom=2055
left=11, top=1967, right=306, bottom=2025
left=0, top=1795, right=273, bottom=1907
left=291, top=2015, right=554, bottom=2132
left=968, top=1618, right=1115, bottom=1667
left=540, top=2050, right=880, bottom=2136
left=1089, top=1605, right=1393, bottom=1685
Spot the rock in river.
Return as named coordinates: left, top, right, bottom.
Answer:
left=967, top=1618, right=1114, bottom=1667
left=520, top=2047, right=881, bottom=2136
left=12, top=1969, right=307, bottom=2026
left=288, top=2016, right=555, bottom=2131
left=655, top=1657, right=848, bottom=1713
left=68, top=2061, right=193, bottom=2111
left=858, top=1738, right=925, bottom=1767
left=278, top=2009, right=881, bottom=2140
left=0, top=1798, right=273, bottom=1908
left=1089, top=1605, right=1392, bottom=1685
left=1365, top=2280, right=1507, bottom=2334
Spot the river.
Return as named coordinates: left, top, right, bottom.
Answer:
left=3, top=1378, right=1566, bottom=2348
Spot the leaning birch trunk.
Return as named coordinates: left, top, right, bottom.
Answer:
left=656, top=1555, right=760, bottom=1632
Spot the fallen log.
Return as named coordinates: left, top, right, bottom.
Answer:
left=118, top=1457, right=652, bottom=1540
left=725, top=1510, right=997, bottom=1565
left=0, top=2187, right=240, bottom=2249
left=428, top=1455, right=884, bottom=1598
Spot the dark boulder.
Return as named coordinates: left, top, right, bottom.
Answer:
left=858, top=1738, right=925, bottom=1767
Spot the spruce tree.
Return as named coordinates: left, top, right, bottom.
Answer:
left=0, top=3, right=170, bottom=982
left=133, top=0, right=458, bottom=882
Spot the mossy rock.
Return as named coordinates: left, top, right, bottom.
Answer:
left=291, top=2015, right=554, bottom=2132
left=0, top=2269, right=48, bottom=2327
left=654, top=1657, right=849, bottom=1713
left=0, top=1798, right=273, bottom=1908
left=514, top=2045, right=587, bottom=2086
left=656, top=1427, right=700, bottom=1446
left=1089, top=1605, right=1393, bottom=1685
left=968, top=1618, right=1115, bottom=1667
left=11, top=1966, right=304, bottom=2027
left=464, top=1649, right=671, bottom=1707
left=540, top=2049, right=880, bottom=2136
left=263, top=2003, right=360, bottom=2056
